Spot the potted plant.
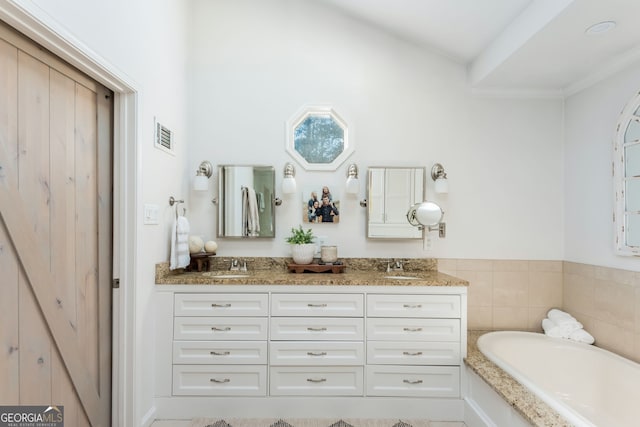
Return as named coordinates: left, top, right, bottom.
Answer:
left=286, top=225, right=316, bottom=265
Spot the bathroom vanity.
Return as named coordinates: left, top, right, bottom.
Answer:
left=154, top=259, right=468, bottom=420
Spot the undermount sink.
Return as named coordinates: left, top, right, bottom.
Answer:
left=203, top=272, right=251, bottom=279
left=383, top=275, right=419, bottom=280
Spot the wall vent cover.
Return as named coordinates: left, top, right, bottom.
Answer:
left=154, top=118, right=175, bottom=155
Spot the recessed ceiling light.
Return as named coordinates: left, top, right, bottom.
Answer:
left=585, top=21, right=616, bottom=35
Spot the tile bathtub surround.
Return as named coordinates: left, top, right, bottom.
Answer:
left=563, top=262, right=640, bottom=363
left=438, top=260, right=563, bottom=332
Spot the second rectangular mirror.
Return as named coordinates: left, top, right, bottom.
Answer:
left=367, top=167, right=425, bottom=239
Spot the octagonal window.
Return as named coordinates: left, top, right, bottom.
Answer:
left=286, top=106, right=353, bottom=171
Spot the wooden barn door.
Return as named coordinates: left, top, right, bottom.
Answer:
left=0, top=22, right=112, bottom=426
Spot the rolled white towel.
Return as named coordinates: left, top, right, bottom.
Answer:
left=547, top=308, right=583, bottom=329
left=569, top=328, right=595, bottom=344
left=542, top=318, right=566, bottom=338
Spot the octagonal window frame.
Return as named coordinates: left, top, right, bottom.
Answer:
left=286, top=105, right=354, bottom=171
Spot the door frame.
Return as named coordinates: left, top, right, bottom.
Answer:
left=0, top=2, right=139, bottom=426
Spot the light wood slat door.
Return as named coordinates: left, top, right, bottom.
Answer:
left=0, top=21, right=112, bottom=427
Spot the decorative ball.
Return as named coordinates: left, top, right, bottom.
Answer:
left=189, top=236, right=205, bottom=254
left=205, top=240, right=218, bottom=253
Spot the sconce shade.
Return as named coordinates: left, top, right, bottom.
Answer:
left=282, top=162, right=297, bottom=194
left=193, top=160, right=213, bottom=191
left=345, top=163, right=360, bottom=194
left=193, top=174, right=209, bottom=191
left=431, top=163, right=448, bottom=194
left=434, top=177, right=448, bottom=194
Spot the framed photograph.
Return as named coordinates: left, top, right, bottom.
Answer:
left=303, top=185, right=340, bottom=224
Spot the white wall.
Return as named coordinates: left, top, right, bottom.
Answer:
left=187, top=0, right=565, bottom=260
left=20, top=0, right=191, bottom=424
left=564, top=58, right=640, bottom=271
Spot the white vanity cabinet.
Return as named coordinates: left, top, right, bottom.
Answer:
left=171, top=293, right=269, bottom=396
left=365, top=294, right=461, bottom=397
left=269, top=293, right=365, bottom=396
left=155, top=285, right=466, bottom=419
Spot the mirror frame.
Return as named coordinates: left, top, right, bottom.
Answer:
left=216, top=165, right=276, bottom=239
left=286, top=105, right=353, bottom=171
left=614, top=94, right=640, bottom=256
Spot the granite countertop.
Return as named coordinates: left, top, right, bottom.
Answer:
left=155, top=257, right=468, bottom=287
left=465, top=330, right=571, bottom=427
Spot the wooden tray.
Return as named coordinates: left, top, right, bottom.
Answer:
left=287, top=263, right=345, bottom=274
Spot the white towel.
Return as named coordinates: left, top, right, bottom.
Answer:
left=542, top=318, right=566, bottom=338
left=547, top=308, right=579, bottom=325
left=569, top=328, right=595, bottom=344
left=170, top=215, right=190, bottom=270
left=242, top=187, right=260, bottom=237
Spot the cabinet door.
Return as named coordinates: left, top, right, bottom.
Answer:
left=271, top=293, right=364, bottom=317
left=270, top=341, right=364, bottom=366
left=367, top=294, right=460, bottom=318
left=173, top=341, right=268, bottom=364
left=173, top=365, right=267, bottom=396
left=270, top=366, right=364, bottom=396
left=175, top=293, right=268, bottom=317
left=365, top=365, right=459, bottom=397
left=174, top=317, right=268, bottom=340
left=366, top=318, right=459, bottom=342
left=366, top=341, right=460, bottom=365
left=271, top=317, right=364, bottom=341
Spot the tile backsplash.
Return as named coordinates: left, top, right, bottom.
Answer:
left=440, top=258, right=640, bottom=363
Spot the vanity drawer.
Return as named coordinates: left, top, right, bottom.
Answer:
left=271, top=293, right=364, bottom=317
left=270, top=317, right=364, bottom=341
left=174, top=293, right=268, bottom=317
left=365, top=365, right=460, bottom=397
left=173, top=341, right=268, bottom=365
left=174, top=317, right=268, bottom=341
left=367, top=294, right=460, bottom=318
left=366, top=341, right=460, bottom=365
left=173, top=365, right=267, bottom=396
left=270, top=366, right=363, bottom=396
left=270, top=341, right=364, bottom=366
left=366, top=318, right=459, bottom=342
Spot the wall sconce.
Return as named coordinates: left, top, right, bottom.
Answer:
left=193, top=160, right=213, bottom=191
left=282, top=162, right=297, bottom=194
left=345, top=163, right=360, bottom=195
left=431, top=163, right=448, bottom=194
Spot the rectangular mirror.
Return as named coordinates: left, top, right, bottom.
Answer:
left=217, top=165, right=276, bottom=238
left=367, top=167, right=425, bottom=239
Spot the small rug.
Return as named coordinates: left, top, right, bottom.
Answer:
left=189, top=419, right=430, bottom=427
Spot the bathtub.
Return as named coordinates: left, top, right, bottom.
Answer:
left=477, top=331, right=640, bottom=427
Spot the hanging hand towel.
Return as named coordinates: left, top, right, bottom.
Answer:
left=170, top=215, right=191, bottom=270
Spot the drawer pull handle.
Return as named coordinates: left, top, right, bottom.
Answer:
left=403, top=351, right=423, bottom=356
left=210, top=378, right=230, bottom=383
left=307, top=351, right=327, bottom=356
left=307, top=303, right=328, bottom=307
left=211, top=303, right=231, bottom=308
left=403, top=304, right=422, bottom=308
left=307, top=327, right=327, bottom=332
left=403, top=379, right=423, bottom=385
left=211, top=327, right=231, bottom=331
left=306, top=378, right=327, bottom=383
left=210, top=351, right=230, bottom=356
left=403, top=327, right=423, bottom=332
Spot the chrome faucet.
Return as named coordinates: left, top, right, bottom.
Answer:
left=229, top=259, right=240, bottom=271
left=240, top=260, right=247, bottom=272
left=386, top=259, right=405, bottom=272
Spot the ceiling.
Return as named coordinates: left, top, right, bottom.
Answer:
left=318, top=0, right=640, bottom=97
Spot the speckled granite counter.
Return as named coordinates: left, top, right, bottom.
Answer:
left=155, top=257, right=468, bottom=287
left=465, top=330, right=571, bottom=427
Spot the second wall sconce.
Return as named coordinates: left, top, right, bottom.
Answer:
left=193, top=160, right=213, bottom=191
left=431, top=163, right=448, bottom=194
left=282, top=162, right=297, bottom=194
left=345, top=163, right=360, bottom=195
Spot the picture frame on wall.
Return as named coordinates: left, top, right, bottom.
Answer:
left=303, top=185, right=340, bottom=224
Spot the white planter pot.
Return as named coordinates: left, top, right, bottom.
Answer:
left=291, top=243, right=316, bottom=264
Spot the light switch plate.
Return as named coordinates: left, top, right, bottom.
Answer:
left=143, top=204, right=159, bottom=225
